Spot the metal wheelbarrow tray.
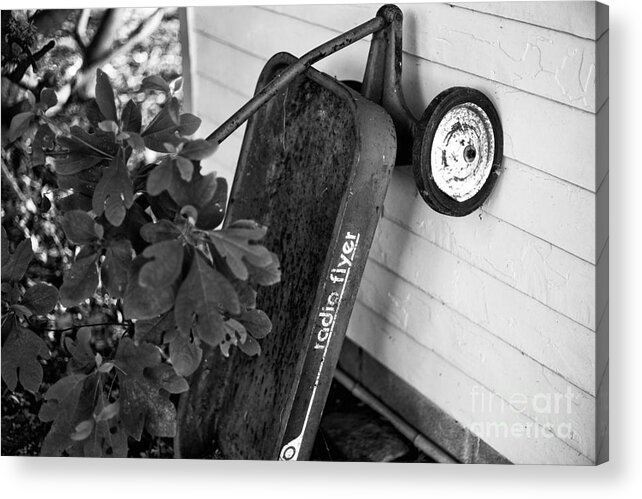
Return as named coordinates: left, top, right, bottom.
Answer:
left=177, top=53, right=396, bottom=460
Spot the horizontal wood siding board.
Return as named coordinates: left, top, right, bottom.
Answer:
left=596, top=99, right=609, bottom=189
left=369, top=217, right=596, bottom=391
left=358, top=253, right=595, bottom=396
left=596, top=30, right=609, bottom=111
left=402, top=54, right=599, bottom=191
left=484, top=158, right=595, bottom=263
left=262, top=3, right=603, bottom=112
left=359, top=253, right=595, bottom=396
left=194, top=6, right=600, bottom=191
left=596, top=242, right=609, bottom=335
left=385, top=167, right=598, bottom=328
left=355, top=265, right=596, bottom=456
left=454, top=2, right=608, bottom=40
left=595, top=306, right=609, bottom=400
left=339, top=339, right=511, bottom=463
left=346, top=302, right=593, bottom=464
left=595, top=361, right=609, bottom=463
left=596, top=173, right=609, bottom=262
left=193, top=31, right=265, bottom=97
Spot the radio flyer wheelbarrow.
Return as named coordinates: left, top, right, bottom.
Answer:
left=176, top=4, right=503, bottom=461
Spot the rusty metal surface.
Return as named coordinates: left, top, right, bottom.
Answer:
left=177, top=53, right=396, bottom=460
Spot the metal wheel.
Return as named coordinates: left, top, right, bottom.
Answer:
left=412, top=87, right=503, bottom=217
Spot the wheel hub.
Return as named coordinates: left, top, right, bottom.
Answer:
left=430, top=102, right=495, bottom=202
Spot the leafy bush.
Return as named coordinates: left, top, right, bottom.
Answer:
left=1, top=69, right=280, bottom=457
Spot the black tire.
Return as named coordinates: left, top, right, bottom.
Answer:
left=412, top=87, right=503, bottom=217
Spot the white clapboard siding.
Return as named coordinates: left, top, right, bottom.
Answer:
left=370, top=217, right=596, bottom=394
left=347, top=302, right=592, bottom=465
left=386, top=167, right=598, bottom=328
left=596, top=173, right=609, bottom=262
left=596, top=305, right=609, bottom=396
left=264, top=3, right=607, bottom=112
left=457, top=2, right=609, bottom=40
left=484, top=158, right=595, bottom=263
left=356, top=260, right=595, bottom=457
left=195, top=6, right=602, bottom=191
left=596, top=242, right=609, bottom=333
left=596, top=360, right=609, bottom=463
left=185, top=2, right=606, bottom=464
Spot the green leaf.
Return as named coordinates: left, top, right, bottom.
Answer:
left=39, top=372, right=120, bottom=456
left=57, top=164, right=102, bottom=198
left=58, top=192, right=93, bottom=212
left=114, top=338, right=178, bottom=440
left=168, top=169, right=217, bottom=208
left=238, top=309, right=272, bottom=339
left=174, top=252, right=240, bottom=347
left=40, top=87, right=58, bottom=110
left=22, top=282, right=59, bottom=315
left=98, top=120, right=119, bottom=133
left=101, top=239, right=133, bottom=298
left=1, top=238, right=33, bottom=282
left=141, top=74, right=170, bottom=94
left=179, top=113, right=201, bottom=136
left=144, top=364, right=189, bottom=394
left=39, top=373, right=88, bottom=423
left=146, top=157, right=175, bottom=196
left=139, top=240, right=184, bottom=289
left=95, top=68, right=117, bottom=122
left=126, top=132, right=146, bottom=150
left=8, top=111, right=34, bottom=142
left=1, top=323, right=50, bottom=392
left=238, top=334, right=261, bottom=357
left=95, top=401, right=120, bottom=422
left=140, top=219, right=181, bottom=244
left=179, top=139, right=218, bottom=161
left=141, top=97, right=199, bottom=152
left=32, top=123, right=55, bottom=166
left=233, top=280, right=257, bottom=310
left=65, top=327, right=95, bottom=373
left=123, top=255, right=176, bottom=320
left=70, top=419, right=95, bottom=441
left=168, top=334, right=202, bottom=377
left=195, top=177, right=227, bottom=230
left=134, top=311, right=176, bottom=345
left=120, top=99, right=142, bottom=133
left=77, top=417, right=127, bottom=457
left=174, top=156, right=194, bottom=181
left=92, top=156, right=134, bottom=227
left=248, top=250, right=281, bottom=286
left=170, top=77, right=183, bottom=94
left=208, top=220, right=272, bottom=281
left=1, top=226, right=9, bottom=266
left=219, top=318, right=246, bottom=357
left=60, top=252, right=99, bottom=307
left=59, top=210, right=99, bottom=245
left=54, top=127, right=117, bottom=175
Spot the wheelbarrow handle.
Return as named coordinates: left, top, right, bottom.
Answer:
left=206, top=6, right=401, bottom=145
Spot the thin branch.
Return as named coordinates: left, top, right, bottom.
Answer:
left=81, top=8, right=168, bottom=77
left=41, top=321, right=131, bottom=334
left=1, top=159, right=30, bottom=207
left=74, top=9, right=91, bottom=54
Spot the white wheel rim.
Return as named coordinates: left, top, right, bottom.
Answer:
left=430, top=102, right=495, bottom=202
